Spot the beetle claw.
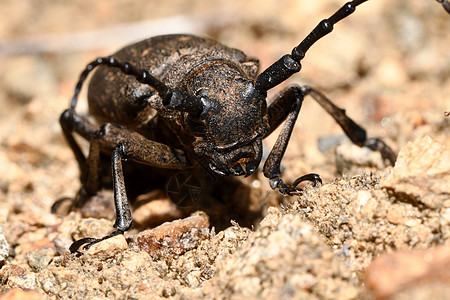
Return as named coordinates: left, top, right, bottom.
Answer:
left=292, top=173, right=322, bottom=188
left=69, top=230, right=124, bottom=254
left=270, top=173, right=322, bottom=196
left=69, top=237, right=99, bottom=253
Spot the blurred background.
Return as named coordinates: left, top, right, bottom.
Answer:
left=0, top=0, right=449, bottom=210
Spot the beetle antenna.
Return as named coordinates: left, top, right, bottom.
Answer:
left=256, top=0, right=368, bottom=92
left=70, top=57, right=205, bottom=114
left=70, top=57, right=172, bottom=110
left=436, top=0, right=450, bottom=13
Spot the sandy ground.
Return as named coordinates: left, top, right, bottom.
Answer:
left=0, top=0, right=449, bottom=299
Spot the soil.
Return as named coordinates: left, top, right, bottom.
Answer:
left=0, top=1, right=449, bottom=299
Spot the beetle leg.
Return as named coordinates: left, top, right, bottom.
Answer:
left=263, top=86, right=303, bottom=183
left=300, top=86, right=396, bottom=164
left=263, top=86, right=321, bottom=195
left=60, top=109, right=190, bottom=252
left=263, top=85, right=396, bottom=195
left=70, top=126, right=189, bottom=252
left=59, top=109, right=96, bottom=174
left=57, top=109, right=105, bottom=211
left=82, top=133, right=102, bottom=196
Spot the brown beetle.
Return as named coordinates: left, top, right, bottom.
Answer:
left=60, top=0, right=449, bottom=252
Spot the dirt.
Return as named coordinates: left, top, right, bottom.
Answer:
left=0, top=0, right=449, bottom=299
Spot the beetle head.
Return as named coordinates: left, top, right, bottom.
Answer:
left=181, top=61, right=270, bottom=176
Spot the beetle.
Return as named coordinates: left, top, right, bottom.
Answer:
left=60, top=0, right=449, bottom=253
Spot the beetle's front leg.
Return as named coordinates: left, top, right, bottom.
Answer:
left=263, top=85, right=396, bottom=195
left=263, top=86, right=321, bottom=195
left=66, top=118, right=189, bottom=253
left=69, top=142, right=134, bottom=253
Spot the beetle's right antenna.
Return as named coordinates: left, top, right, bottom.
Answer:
left=436, top=0, right=450, bottom=14
left=69, top=57, right=205, bottom=114
left=256, top=0, right=449, bottom=93
left=255, top=0, right=368, bottom=93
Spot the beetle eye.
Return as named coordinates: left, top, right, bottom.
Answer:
left=195, top=88, right=209, bottom=97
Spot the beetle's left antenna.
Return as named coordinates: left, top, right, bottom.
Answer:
left=69, top=57, right=172, bottom=110
left=436, top=0, right=450, bottom=13
left=69, top=57, right=205, bottom=114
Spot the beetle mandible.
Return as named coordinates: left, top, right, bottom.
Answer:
left=61, top=0, right=449, bottom=252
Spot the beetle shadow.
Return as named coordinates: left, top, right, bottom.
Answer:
left=126, top=164, right=279, bottom=231
left=57, top=156, right=280, bottom=232
left=194, top=173, right=278, bottom=231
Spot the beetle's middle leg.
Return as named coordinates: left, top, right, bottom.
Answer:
left=52, top=109, right=104, bottom=214
left=263, top=85, right=396, bottom=195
